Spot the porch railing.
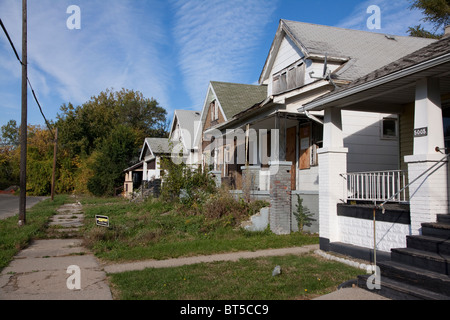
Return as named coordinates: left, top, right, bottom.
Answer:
left=342, top=170, right=408, bottom=203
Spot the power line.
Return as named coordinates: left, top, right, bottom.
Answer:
left=0, top=17, right=54, bottom=140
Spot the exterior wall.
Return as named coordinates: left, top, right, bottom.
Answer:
left=342, top=110, right=399, bottom=173
left=338, top=216, right=409, bottom=252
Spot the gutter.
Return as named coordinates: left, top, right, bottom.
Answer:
left=303, top=111, right=324, bottom=125
left=302, top=52, right=450, bottom=111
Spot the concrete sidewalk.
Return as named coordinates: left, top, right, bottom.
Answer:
left=0, top=202, right=112, bottom=300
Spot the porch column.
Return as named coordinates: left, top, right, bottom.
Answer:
left=318, top=108, right=348, bottom=250
left=405, top=78, right=448, bottom=235
left=269, top=160, right=292, bottom=235
left=143, top=161, right=148, bottom=182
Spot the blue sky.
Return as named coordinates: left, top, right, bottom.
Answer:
left=0, top=0, right=436, bottom=130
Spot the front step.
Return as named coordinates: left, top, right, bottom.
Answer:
left=357, top=274, right=450, bottom=300
left=437, top=214, right=450, bottom=224
left=422, top=222, right=450, bottom=238
left=378, top=260, right=450, bottom=296
left=407, top=235, right=450, bottom=256
left=391, top=247, right=450, bottom=275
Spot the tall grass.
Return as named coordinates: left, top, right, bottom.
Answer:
left=81, top=196, right=319, bottom=262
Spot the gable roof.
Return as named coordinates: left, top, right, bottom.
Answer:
left=260, top=19, right=436, bottom=84
left=169, top=109, right=201, bottom=150
left=139, top=137, right=171, bottom=161
left=210, top=81, right=268, bottom=119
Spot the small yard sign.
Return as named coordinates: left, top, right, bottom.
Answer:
left=95, top=215, right=109, bottom=227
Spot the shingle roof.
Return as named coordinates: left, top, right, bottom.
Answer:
left=304, top=35, right=450, bottom=110
left=345, top=35, right=450, bottom=89
left=145, top=138, right=171, bottom=155
left=210, top=81, right=268, bottom=119
left=281, top=20, right=436, bottom=81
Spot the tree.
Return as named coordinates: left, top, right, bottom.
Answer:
left=1, top=120, right=20, bottom=147
left=56, top=88, right=168, bottom=158
left=293, top=195, right=316, bottom=233
left=55, top=88, right=168, bottom=194
left=87, top=125, right=138, bottom=197
left=408, top=0, right=450, bottom=38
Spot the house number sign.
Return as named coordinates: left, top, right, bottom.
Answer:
left=414, top=127, right=428, bottom=138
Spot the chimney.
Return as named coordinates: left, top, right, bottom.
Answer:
left=445, top=25, right=450, bottom=37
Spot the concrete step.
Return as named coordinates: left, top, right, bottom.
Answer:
left=378, top=260, right=450, bottom=296
left=391, top=247, right=450, bottom=275
left=357, top=274, right=450, bottom=300
left=407, top=235, right=450, bottom=256
left=437, top=214, right=450, bottom=224
left=422, top=222, right=450, bottom=238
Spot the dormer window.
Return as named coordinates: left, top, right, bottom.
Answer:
left=272, top=61, right=305, bottom=94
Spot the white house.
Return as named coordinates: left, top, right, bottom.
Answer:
left=207, top=20, right=435, bottom=234
left=303, top=32, right=450, bottom=299
left=169, top=109, right=201, bottom=167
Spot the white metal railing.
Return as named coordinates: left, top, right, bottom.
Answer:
left=342, top=170, right=408, bottom=203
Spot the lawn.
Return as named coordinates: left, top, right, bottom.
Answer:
left=0, top=195, right=68, bottom=271
left=80, top=196, right=319, bottom=262
left=109, top=253, right=362, bottom=300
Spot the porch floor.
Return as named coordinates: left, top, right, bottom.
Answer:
left=337, top=202, right=410, bottom=225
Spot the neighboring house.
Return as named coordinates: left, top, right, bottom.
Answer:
left=169, top=109, right=201, bottom=166
left=208, top=20, right=435, bottom=234
left=123, top=137, right=171, bottom=198
left=302, top=32, right=450, bottom=289
left=194, top=81, right=268, bottom=189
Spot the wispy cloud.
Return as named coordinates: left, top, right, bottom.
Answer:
left=0, top=0, right=170, bottom=123
left=336, top=0, right=435, bottom=36
left=170, top=0, right=277, bottom=109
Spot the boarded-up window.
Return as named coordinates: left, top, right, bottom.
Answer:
left=273, top=61, right=305, bottom=94
left=299, top=123, right=311, bottom=170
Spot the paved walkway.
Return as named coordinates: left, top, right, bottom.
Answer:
left=0, top=201, right=387, bottom=300
left=0, top=202, right=112, bottom=300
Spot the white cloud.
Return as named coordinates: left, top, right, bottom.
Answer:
left=336, top=0, right=436, bottom=36
left=0, top=0, right=171, bottom=124
left=170, top=0, right=277, bottom=109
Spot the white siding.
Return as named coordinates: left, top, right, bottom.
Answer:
left=269, top=36, right=304, bottom=96
left=342, top=111, right=399, bottom=173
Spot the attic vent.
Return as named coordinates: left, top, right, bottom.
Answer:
left=385, top=35, right=396, bottom=40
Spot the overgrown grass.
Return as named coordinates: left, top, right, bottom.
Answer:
left=109, top=254, right=361, bottom=300
left=0, top=195, right=68, bottom=271
left=80, top=196, right=319, bottom=262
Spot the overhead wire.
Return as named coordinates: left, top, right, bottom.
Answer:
left=0, top=17, right=55, bottom=140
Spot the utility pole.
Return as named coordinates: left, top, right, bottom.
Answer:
left=18, top=0, right=27, bottom=226
left=51, top=128, right=58, bottom=201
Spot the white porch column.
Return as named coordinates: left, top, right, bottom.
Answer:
left=143, top=161, right=148, bottom=181
left=318, top=108, right=348, bottom=250
left=405, top=78, right=448, bottom=235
